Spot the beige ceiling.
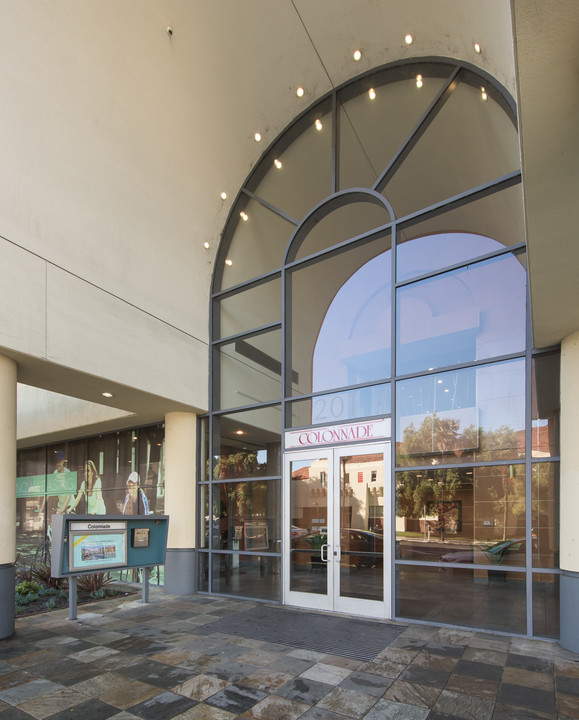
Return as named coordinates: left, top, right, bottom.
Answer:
left=10, top=0, right=572, bottom=438
left=512, top=0, right=579, bottom=348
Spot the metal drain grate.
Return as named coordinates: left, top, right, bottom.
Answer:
left=205, top=606, right=406, bottom=662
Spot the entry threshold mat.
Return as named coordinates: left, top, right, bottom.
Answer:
left=204, top=605, right=407, bottom=662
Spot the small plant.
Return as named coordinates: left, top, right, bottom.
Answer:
left=45, top=597, right=57, bottom=610
left=15, top=580, right=41, bottom=595
left=76, top=573, right=114, bottom=593
left=31, top=562, right=64, bottom=589
left=90, top=589, right=106, bottom=600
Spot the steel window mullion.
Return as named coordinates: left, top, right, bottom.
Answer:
left=212, top=270, right=282, bottom=302
left=241, top=188, right=299, bottom=226
left=213, top=323, right=282, bottom=349
left=373, top=65, right=461, bottom=194
left=525, top=280, right=534, bottom=637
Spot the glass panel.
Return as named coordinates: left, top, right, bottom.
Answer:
left=200, top=417, right=209, bottom=482
left=290, top=457, right=329, bottom=595
left=532, top=463, right=559, bottom=568
left=198, top=552, right=209, bottom=592
left=211, top=553, right=281, bottom=601
left=397, top=185, right=525, bottom=281
left=533, top=573, right=560, bottom=638
left=396, top=564, right=526, bottom=634
left=216, top=329, right=282, bottom=411
left=396, top=465, right=526, bottom=564
left=218, top=276, right=281, bottom=340
left=287, top=384, right=391, bottom=428
left=289, top=234, right=391, bottom=397
left=136, top=424, right=164, bottom=515
left=16, top=447, right=47, bottom=564
left=396, top=254, right=526, bottom=375
left=339, top=453, right=384, bottom=601
left=247, top=98, right=333, bottom=224
left=212, top=407, right=281, bottom=480
left=532, top=353, right=560, bottom=458
left=199, top=484, right=209, bottom=549
left=396, top=360, right=525, bottom=466
left=211, top=479, right=281, bottom=553
left=338, top=67, right=448, bottom=191
left=295, top=200, right=391, bottom=261
left=218, top=198, right=294, bottom=291
left=383, top=73, right=520, bottom=218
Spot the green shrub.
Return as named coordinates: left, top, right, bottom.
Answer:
left=15, top=580, right=40, bottom=595
left=76, top=573, right=113, bottom=593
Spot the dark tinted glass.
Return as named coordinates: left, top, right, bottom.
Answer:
left=532, top=353, right=560, bottom=458
left=287, top=384, right=391, bottom=428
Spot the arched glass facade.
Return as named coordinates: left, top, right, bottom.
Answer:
left=201, top=60, right=560, bottom=637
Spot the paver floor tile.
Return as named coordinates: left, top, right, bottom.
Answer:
left=241, top=669, right=294, bottom=693
left=127, top=690, right=196, bottom=720
left=433, top=689, right=494, bottom=720
left=204, top=684, right=267, bottom=715
left=299, top=663, right=352, bottom=686
left=316, top=687, right=377, bottom=719
left=17, top=687, right=88, bottom=719
left=275, top=677, right=332, bottom=705
left=383, top=679, right=441, bottom=708
left=171, top=675, right=230, bottom=701
left=362, top=698, right=429, bottom=720
left=244, top=694, right=310, bottom=720
left=99, top=680, right=160, bottom=710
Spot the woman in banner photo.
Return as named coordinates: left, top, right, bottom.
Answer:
left=67, top=460, right=107, bottom=515
left=122, top=472, right=149, bottom=515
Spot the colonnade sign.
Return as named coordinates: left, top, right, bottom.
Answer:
left=285, top=418, right=391, bottom=450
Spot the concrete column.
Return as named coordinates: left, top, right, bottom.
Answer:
left=164, top=411, right=197, bottom=594
left=0, top=355, right=17, bottom=639
left=560, top=331, right=579, bottom=651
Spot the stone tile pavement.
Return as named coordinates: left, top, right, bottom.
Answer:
left=1, top=589, right=578, bottom=719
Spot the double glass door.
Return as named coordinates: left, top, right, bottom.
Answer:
left=284, top=443, right=390, bottom=617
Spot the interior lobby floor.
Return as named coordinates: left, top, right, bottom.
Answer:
left=1, top=588, right=578, bottom=720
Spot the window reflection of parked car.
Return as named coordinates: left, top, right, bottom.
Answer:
left=441, top=538, right=527, bottom=565
left=292, top=529, right=383, bottom=568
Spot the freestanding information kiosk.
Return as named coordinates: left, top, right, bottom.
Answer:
left=51, top=514, right=169, bottom=619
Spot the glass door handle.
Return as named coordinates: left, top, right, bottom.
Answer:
left=320, top=544, right=328, bottom=562
left=333, top=546, right=341, bottom=562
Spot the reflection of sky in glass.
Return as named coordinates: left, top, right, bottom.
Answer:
left=313, top=234, right=525, bottom=396
left=313, top=250, right=391, bottom=392
left=397, top=232, right=503, bottom=281
left=397, top=253, right=526, bottom=374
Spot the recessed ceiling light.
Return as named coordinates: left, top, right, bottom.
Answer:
left=368, top=88, right=376, bottom=100
left=240, top=211, right=248, bottom=221
left=405, top=34, right=413, bottom=45
left=225, top=259, right=233, bottom=266
left=437, top=379, right=443, bottom=384
left=274, top=158, right=282, bottom=169
left=102, top=392, right=113, bottom=398
left=254, top=132, right=262, bottom=142
left=416, top=74, right=423, bottom=88
left=296, top=87, right=305, bottom=97
left=481, top=86, right=488, bottom=101
left=353, top=49, right=362, bottom=61
left=203, top=242, right=210, bottom=249
left=235, top=430, right=245, bottom=435
left=474, top=42, right=481, bottom=54
left=315, top=118, right=323, bottom=131
left=220, top=192, right=227, bottom=200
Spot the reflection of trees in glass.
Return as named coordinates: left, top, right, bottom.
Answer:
left=396, top=468, right=461, bottom=521
left=213, top=450, right=265, bottom=479
left=398, top=413, right=520, bottom=463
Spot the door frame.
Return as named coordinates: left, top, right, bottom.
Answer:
left=283, top=442, right=391, bottom=619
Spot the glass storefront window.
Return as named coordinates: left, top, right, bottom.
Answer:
left=289, top=234, right=391, bottom=397
left=246, top=98, right=333, bottom=224
left=211, top=553, right=280, bottom=601
left=396, top=360, right=525, bottom=466
left=396, top=253, right=526, bottom=375
left=217, top=276, right=281, bottom=340
left=286, top=384, right=391, bottom=428
left=199, top=484, right=209, bottom=549
left=396, top=564, right=526, bottom=634
left=532, top=463, right=559, bottom=568
left=533, top=573, right=559, bottom=638
left=532, top=353, right=560, bottom=458
left=211, top=479, right=280, bottom=553
left=397, top=185, right=526, bottom=282
left=338, top=66, right=448, bottom=192
left=218, top=198, right=294, bottom=291
left=212, top=407, right=281, bottom=480
left=215, top=329, right=282, bottom=411
left=382, top=72, right=520, bottom=218
left=396, top=464, right=526, bottom=564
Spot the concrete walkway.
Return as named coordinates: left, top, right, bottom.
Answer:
left=1, top=589, right=578, bottom=719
